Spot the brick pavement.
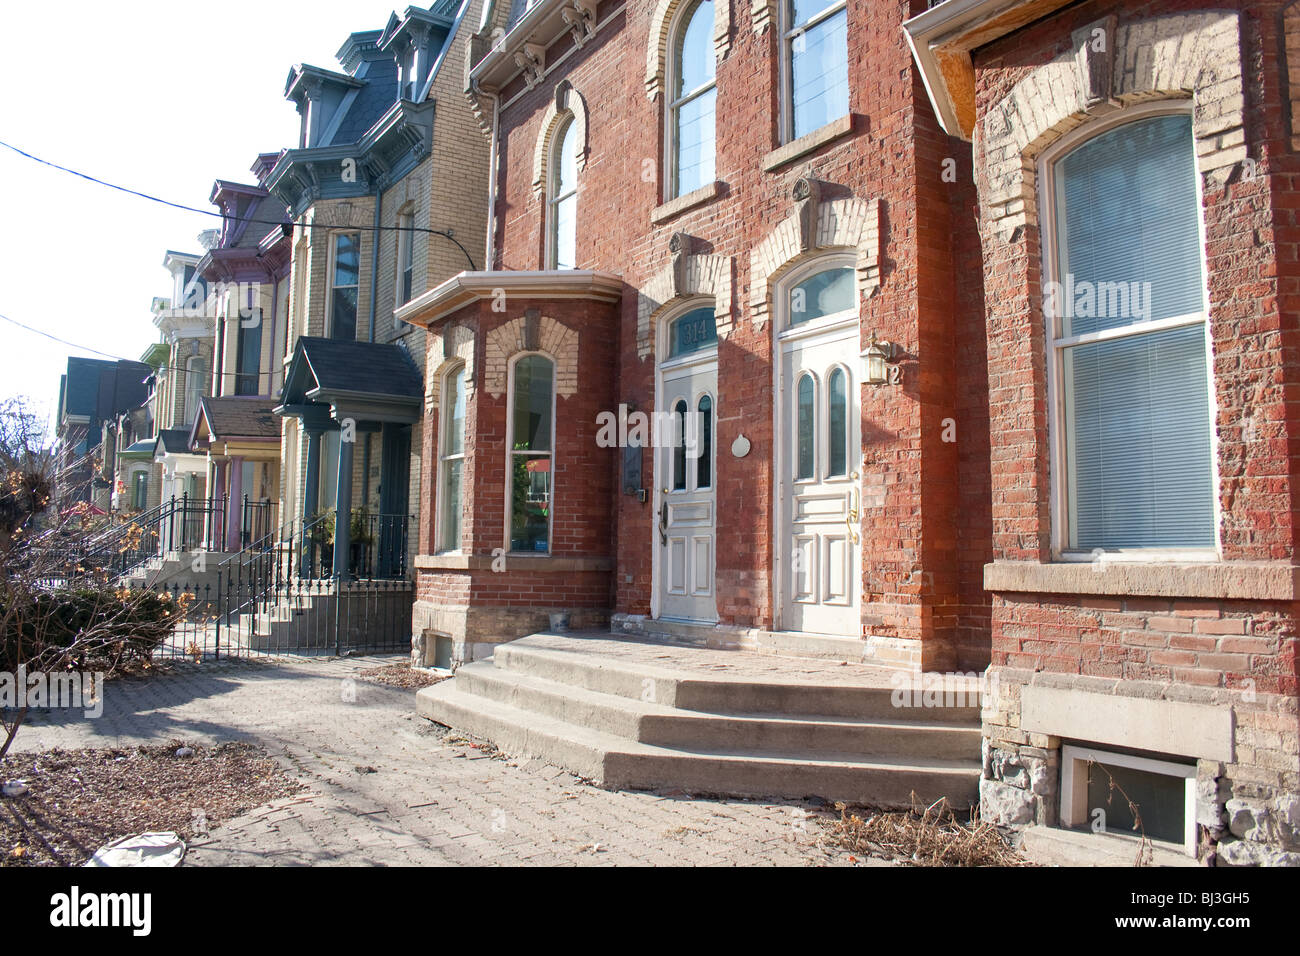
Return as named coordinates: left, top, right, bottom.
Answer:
left=12, top=655, right=867, bottom=866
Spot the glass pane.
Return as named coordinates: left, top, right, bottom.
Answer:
left=1063, top=323, right=1214, bottom=549
left=555, top=119, right=577, bottom=196
left=1086, top=760, right=1186, bottom=846
left=1056, top=114, right=1203, bottom=337
left=512, top=356, right=553, bottom=452
left=669, top=307, right=717, bottom=357
left=796, top=375, right=814, bottom=480
left=672, top=399, right=687, bottom=491
left=790, top=9, right=848, bottom=140
left=789, top=266, right=854, bottom=325
left=331, top=287, right=358, bottom=341
left=553, top=194, right=577, bottom=270
left=237, top=318, right=262, bottom=395
left=445, top=368, right=466, bottom=456
left=334, top=234, right=360, bottom=287
left=697, top=394, right=712, bottom=489
left=675, top=0, right=715, bottom=95
left=674, top=86, right=716, bottom=197
left=510, top=454, right=551, bottom=552
left=790, top=0, right=838, bottom=27
left=440, top=458, right=462, bottom=551
left=828, top=367, right=847, bottom=476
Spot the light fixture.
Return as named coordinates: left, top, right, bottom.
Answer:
left=861, top=332, right=897, bottom=386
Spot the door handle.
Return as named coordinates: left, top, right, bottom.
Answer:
left=846, top=483, right=860, bottom=545
left=658, top=502, right=668, bottom=546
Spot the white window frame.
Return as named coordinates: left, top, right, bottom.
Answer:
left=665, top=0, right=717, bottom=201
left=1060, top=744, right=1197, bottom=857
left=1040, top=101, right=1220, bottom=563
left=778, top=0, right=848, bottom=145
left=546, top=116, right=578, bottom=270
left=503, top=351, right=557, bottom=555
left=327, top=232, right=361, bottom=341
left=184, top=355, right=204, bottom=428
left=437, top=363, right=467, bottom=553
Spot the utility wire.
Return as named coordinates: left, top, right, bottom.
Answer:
left=0, top=311, right=282, bottom=381
left=0, top=139, right=478, bottom=269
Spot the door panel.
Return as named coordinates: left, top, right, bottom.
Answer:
left=779, top=327, right=861, bottom=635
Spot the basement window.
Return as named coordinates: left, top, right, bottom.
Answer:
left=1059, top=744, right=1197, bottom=856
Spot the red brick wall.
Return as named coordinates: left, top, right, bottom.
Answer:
left=486, top=0, right=992, bottom=665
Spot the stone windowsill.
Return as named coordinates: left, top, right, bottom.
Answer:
left=650, top=180, right=724, bottom=224
left=762, top=115, right=855, bottom=172
left=983, top=560, right=1300, bottom=601
left=414, top=553, right=614, bottom=572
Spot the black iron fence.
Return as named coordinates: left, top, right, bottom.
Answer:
left=146, top=576, right=414, bottom=660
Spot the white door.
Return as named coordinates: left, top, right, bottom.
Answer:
left=778, top=323, right=861, bottom=635
left=655, top=353, right=718, bottom=623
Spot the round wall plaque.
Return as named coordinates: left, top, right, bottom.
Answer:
left=731, top=434, right=751, bottom=458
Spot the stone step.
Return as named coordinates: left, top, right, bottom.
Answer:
left=493, top=641, right=981, bottom=721
left=417, top=679, right=979, bottom=807
left=455, top=661, right=980, bottom=759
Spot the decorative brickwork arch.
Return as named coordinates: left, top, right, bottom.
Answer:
left=645, top=0, right=732, bottom=100
left=749, top=177, right=882, bottom=331
left=979, top=11, right=1245, bottom=242
left=426, top=323, right=475, bottom=411
left=636, top=232, right=733, bottom=359
left=531, top=80, right=588, bottom=198
left=484, top=313, right=579, bottom=397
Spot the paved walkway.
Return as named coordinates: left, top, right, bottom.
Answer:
left=13, top=655, right=862, bottom=866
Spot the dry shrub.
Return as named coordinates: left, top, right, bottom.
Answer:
left=828, top=795, right=1030, bottom=867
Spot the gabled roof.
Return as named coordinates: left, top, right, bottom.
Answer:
left=192, top=396, right=281, bottom=445
left=281, top=336, right=423, bottom=404
left=154, top=429, right=195, bottom=457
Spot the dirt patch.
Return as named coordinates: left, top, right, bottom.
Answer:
left=822, top=798, right=1030, bottom=867
left=357, top=663, right=445, bottom=690
left=0, top=741, right=304, bottom=866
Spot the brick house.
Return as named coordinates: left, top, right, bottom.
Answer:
left=398, top=0, right=1299, bottom=863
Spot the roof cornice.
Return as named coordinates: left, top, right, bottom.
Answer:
left=397, top=269, right=624, bottom=326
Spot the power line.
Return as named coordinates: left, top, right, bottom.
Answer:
left=0, top=139, right=477, bottom=269
left=0, top=311, right=281, bottom=382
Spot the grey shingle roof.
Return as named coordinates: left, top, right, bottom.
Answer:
left=294, top=336, right=423, bottom=398
left=199, top=397, right=281, bottom=440
left=155, top=429, right=193, bottom=455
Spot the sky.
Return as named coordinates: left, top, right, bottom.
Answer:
left=0, top=0, right=409, bottom=441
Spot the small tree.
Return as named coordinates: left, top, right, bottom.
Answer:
left=0, top=396, right=185, bottom=759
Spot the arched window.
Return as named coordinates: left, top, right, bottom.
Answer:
left=788, top=264, right=854, bottom=327
left=667, top=306, right=717, bottom=358
left=696, top=393, right=713, bottom=489
left=509, top=355, right=554, bottom=552
left=672, top=398, right=688, bottom=491
left=783, top=0, right=848, bottom=142
left=548, top=118, right=579, bottom=270
left=795, top=373, right=815, bottom=480
left=827, top=367, right=847, bottom=477
left=439, top=365, right=467, bottom=552
left=668, top=0, right=716, bottom=198
left=1045, top=109, right=1214, bottom=551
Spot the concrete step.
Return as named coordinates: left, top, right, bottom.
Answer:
left=417, top=679, right=979, bottom=806
left=493, top=641, right=981, bottom=721
left=455, top=661, right=980, bottom=759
